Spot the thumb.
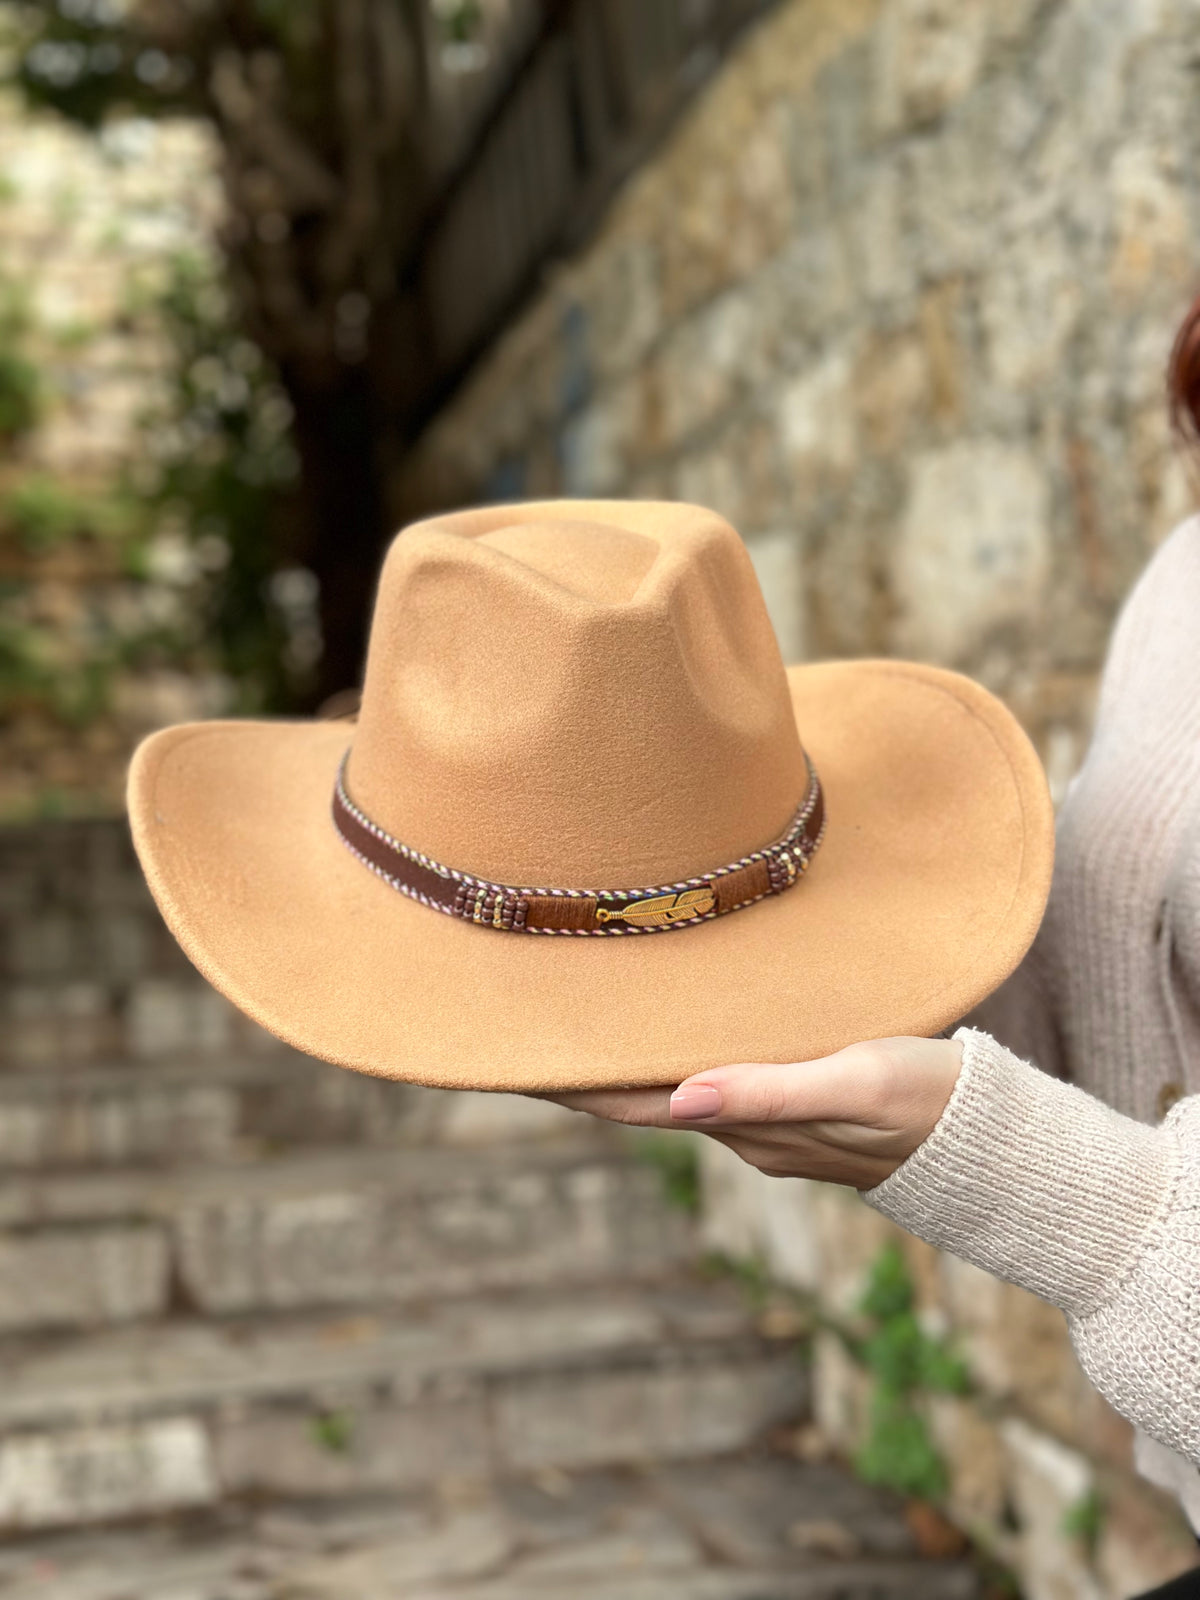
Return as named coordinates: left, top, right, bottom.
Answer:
left=668, top=1046, right=883, bottom=1126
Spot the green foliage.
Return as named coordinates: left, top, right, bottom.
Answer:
left=7, top=0, right=427, bottom=706
left=2, top=473, right=135, bottom=553
left=0, top=597, right=112, bottom=727
left=8, top=0, right=383, bottom=138
left=6, top=0, right=197, bottom=130
left=0, top=282, right=40, bottom=440
left=857, top=1237, right=915, bottom=1322
left=309, top=1410, right=354, bottom=1454
left=856, top=1391, right=948, bottom=1501
left=859, top=1308, right=970, bottom=1397
left=979, top=1563, right=1022, bottom=1600
left=701, top=1250, right=775, bottom=1309
left=696, top=1251, right=819, bottom=1343
left=0, top=246, right=308, bottom=733
left=1061, top=1489, right=1103, bottom=1557
left=0, top=612, right=49, bottom=704
left=848, top=1243, right=969, bottom=1503
left=130, top=249, right=309, bottom=711
left=0, top=348, right=39, bottom=439
left=634, top=1130, right=701, bottom=1214
left=434, top=0, right=485, bottom=45
left=51, top=317, right=96, bottom=352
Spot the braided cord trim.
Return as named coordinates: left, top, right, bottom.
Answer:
left=333, top=755, right=825, bottom=935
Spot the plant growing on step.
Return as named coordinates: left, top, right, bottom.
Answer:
left=845, top=1241, right=969, bottom=1502
left=1061, top=1487, right=1104, bottom=1559
left=310, top=1409, right=354, bottom=1454
left=699, top=1249, right=775, bottom=1308
left=632, top=1129, right=701, bottom=1214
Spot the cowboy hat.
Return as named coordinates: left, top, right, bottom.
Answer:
left=128, top=500, right=1053, bottom=1092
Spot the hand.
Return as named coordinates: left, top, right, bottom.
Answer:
left=547, top=1036, right=963, bottom=1191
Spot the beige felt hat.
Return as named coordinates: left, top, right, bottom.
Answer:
left=128, top=500, right=1054, bottom=1092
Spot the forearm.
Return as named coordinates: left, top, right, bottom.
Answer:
left=863, top=1029, right=1199, bottom=1464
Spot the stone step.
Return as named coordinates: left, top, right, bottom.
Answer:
left=0, top=1284, right=809, bottom=1532
left=0, top=1053, right=414, bottom=1169
left=0, top=1049, right=578, bottom=1170
left=0, top=1136, right=690, bottom=1331
left=0, top=1455, right=981, bottom=1598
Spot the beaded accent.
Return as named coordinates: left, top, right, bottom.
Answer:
left=332, top=754, right=825, bottom=936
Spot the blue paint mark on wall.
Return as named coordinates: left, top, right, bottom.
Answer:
left=559, top=301, right=591, bottom=418
left=483, top=456, right=528, bottom=501
left=556, top=300, right=592, bottom=492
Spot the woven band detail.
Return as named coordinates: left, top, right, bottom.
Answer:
left=331, top=756, right=825, bottom=936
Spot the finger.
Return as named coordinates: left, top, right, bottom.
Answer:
left=535, top=1087, right=676, bottom=1128
left=707, top=1128, right=895, bottom=1190
left=667, top=1043, right=892, bottom=1126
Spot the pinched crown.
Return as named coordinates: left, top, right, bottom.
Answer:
left=346, top=501, right=806, bottom=887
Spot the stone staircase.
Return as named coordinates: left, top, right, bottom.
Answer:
left=0, top=820, right=985, bottom=1599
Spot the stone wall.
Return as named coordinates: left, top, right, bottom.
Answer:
left=0, top=88, right=226, bottom=818
left=395, top=0, right=1200, bottom=804
left=391, top=2, right=1200, bottom=1596
left=0, top=815, right=274, bottom=1075
left=0, top=94, right=220, bottom=482
left=700, top=1148, right=1198, bottom=1600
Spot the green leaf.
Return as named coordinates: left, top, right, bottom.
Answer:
left=1061, top=1489, right=1103, bottom=1556
left=309, top=1410, right=354, bottom=1454
left=855, top=1393, right=947, bottom=1501
left=857, top=1241, right=913, bottom=1321
left=632, top=1131, right=700, bottom=1215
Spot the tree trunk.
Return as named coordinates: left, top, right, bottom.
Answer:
left=286, top=365, right=392, bottom=707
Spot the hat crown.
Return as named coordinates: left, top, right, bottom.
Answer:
left=348, top=501, right=806, bottom=885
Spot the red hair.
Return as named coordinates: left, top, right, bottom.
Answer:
left=1168, top=296, right=1200, bottom=445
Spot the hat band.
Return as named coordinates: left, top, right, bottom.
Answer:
left=331, top=754, right=825, bottom=936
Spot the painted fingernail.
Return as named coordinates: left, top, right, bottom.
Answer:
left=670, top=1084, right=722, bottom=1121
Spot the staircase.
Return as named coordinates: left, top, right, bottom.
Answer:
left=0, top=819, right=984, bottom=1599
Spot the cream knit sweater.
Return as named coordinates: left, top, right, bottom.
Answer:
left=864, top=515, right=1200, bottom=1527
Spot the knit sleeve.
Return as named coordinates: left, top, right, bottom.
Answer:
left=862, top=1028, right=1200, bottom=1465
left=960, top=930, right=1066, bottom=1081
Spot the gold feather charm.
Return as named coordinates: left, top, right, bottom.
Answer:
left=594, top=888, right=716, bottom=926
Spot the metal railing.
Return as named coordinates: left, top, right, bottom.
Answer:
left=392, top=0, right=780, bottom=434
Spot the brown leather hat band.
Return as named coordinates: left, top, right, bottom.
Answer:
left=332, top=755, right=825, bottom=936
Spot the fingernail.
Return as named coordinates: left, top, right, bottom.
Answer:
left=670, top=1084, right=722, bottom=1121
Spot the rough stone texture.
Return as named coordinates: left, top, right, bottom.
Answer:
left=700, top=1140, right=1200, bottom=1597
left=0, top=1282, right=804, bottom=1519
left=0, top=1223, right=168, bottom=1333
left=0, top=1456, right=981, bottom=1599
left=0, top=821, right=264, bottom=1069
left=0, top=814, right=999, bottom=1595
left=893, top=440, right=1051, bottom=663
left=186, top=1147, right=683, bottom=1312
left=0, top=1417, right=215, bottom=1531
left=5, top=770, right=1198, bottom=1600
left=382, top=8, right=1200, bottom=1591
left=0, top=88, right=229, bottom=819
left=0, top=1138, right=693, bottom=1321
left=1002, top=1419, right=1103, bottom=1600
left=395, top=0, right=1200, bottom=806
left=0, top=96, right=220, bottom=483
left=0, top=1057, right=582, bottom=1171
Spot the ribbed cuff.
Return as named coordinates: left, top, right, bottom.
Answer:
left=862, top=1028, right=1181, bottom=1320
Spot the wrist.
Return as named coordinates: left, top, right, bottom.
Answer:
left=874, top=1035, right=964, bottom=1173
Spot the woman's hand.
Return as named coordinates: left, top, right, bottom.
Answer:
left=548, top=1036, right=964, bottom=1191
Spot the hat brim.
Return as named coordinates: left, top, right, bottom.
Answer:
left=127, top=660, right=1053, bottom=1091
